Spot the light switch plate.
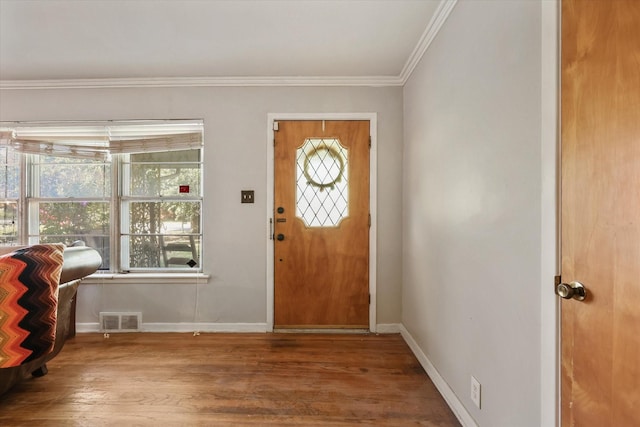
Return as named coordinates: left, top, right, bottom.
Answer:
left=241, top=190, right=254, bottom=203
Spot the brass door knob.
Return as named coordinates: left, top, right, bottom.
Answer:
left=556, top=281, right=586, bottom=301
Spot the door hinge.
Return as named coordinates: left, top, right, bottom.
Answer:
left=369, top=136, right=372, bottom=148
left=368, top=213, right=371, bottom=228
left=369, top=294, right=371, bottom=304
left=273, top=121, right=279, bottom=131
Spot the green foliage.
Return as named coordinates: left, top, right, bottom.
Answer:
left=39, top=202, right=110, bottom=236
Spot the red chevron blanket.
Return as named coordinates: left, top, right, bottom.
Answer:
left=0, top=244, right=64, bottom=368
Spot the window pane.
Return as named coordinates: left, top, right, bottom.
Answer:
left=126, top=234, right=163, bottom=268
left=128, top=201, right=200, bottom=235
left=0, top=201, right=18, bottom=244
left=37, top=156, right=110, bottom=198
left=125, top=234, right=200, bottom=269
left=129, top=150, right=201, bottom=197
left=0, top=146, right=20, bottom=199
left=39, top=201, right=110, bottom=235
left=296, top=138, right=349, bottom=227
left=126, top=200, right=200, bottom=269
left=37, top=201, right=110, bottom=270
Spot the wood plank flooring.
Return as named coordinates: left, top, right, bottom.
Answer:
left=0, top=333, right=460, bottom=426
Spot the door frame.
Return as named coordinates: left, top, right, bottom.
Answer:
left=266, top=113, right=377, bottom=332
left=542, top=1, right=560, bottom=426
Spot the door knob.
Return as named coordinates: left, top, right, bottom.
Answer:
left=276, top=233, right=285, bottom=241
left=556, top=281, right=586, bottom=301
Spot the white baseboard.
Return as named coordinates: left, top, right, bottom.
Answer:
left=375, top=323, right=402, bottom=333
left=76, top=323, right=100, bottom=333
left=78, top=322, right=402, bottom=334
left=399, top=324, right=478, bottom=427
left=76, top=322, right=268, bottom=333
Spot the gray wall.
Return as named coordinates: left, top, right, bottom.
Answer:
left=402, top=2, right=543, bottom=426
left=0, top=86, right=404, bottom=326
left=1, top=2, right=557, bottom=423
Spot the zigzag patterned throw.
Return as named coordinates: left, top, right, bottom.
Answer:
left=0, top=244, right=64, bottom=368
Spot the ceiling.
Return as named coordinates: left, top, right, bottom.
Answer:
left=0, top=0, right=444, bottom=86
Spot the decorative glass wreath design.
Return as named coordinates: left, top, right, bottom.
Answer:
left=303, top=143, right=345, bottom=191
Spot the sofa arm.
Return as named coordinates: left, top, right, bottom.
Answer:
left=60, top=246, right=102, bottom=284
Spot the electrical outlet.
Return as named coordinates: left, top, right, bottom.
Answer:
left=471, top=375, right=481, bottom=409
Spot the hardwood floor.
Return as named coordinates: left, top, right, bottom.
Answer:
left=0, top=333, right=460, bottom=426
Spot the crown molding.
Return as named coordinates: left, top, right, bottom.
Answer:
left=0, top=75, right=404, bottom=90
left=0, top=0, right=455, bottom=91
left=398, top=0, right=458, bottom=85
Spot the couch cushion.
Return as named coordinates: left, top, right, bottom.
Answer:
left=0, top=244, right=64, bottom=368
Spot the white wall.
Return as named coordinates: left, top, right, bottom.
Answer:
left=403, top=2, right=543, bottom=426
left=0, top=85, right=404, bottom=327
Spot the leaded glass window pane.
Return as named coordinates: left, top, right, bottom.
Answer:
left=296, top=138, right=348, bottom=227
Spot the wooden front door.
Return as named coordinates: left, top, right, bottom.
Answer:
left=274, top=120, right=370, bottom=329
left=560, top=1, right=640, bottom=425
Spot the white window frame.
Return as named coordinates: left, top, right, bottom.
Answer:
left=0, top=146, right=22, bottom=245
left=19, top=150, right=204, bottom=274
left=0, top=120, right=208, bottom=282
left=119, top=151, right=204, bottom=272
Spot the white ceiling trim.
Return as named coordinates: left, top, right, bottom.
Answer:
left=399, top=0, right=458, bottom=85
left=0, top=75, right=404, bottom=90
left=0, top=0, right=456, bottom=91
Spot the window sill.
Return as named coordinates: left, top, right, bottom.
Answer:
left=81, top=272, right=210, bottom=285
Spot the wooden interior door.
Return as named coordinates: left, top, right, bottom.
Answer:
left=560, top=1, right=640, bottom=425
left=274, top=120, right=370, bottom=329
